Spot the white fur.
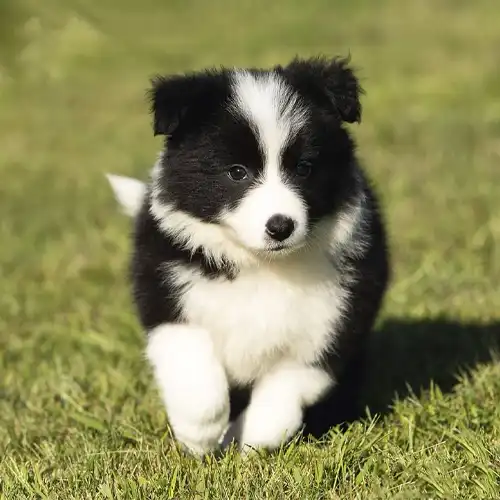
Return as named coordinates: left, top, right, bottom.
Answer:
left=223, top=71, right=310, bottom=252
left=146, top=324, right=230, bottom=456
left=331, top=187, right=371, bottom=258
left=236, top=363, right=333, bottom=452
left=163, top=249, right=346, bottom=453
left=167, top=245, right=350, bottom=386
left=219, top=177, right=308, bottom=252
left=146, top=72, right=370, bottom=267
left=151, top=196, right=257, bottom=267
left=148, top=155, right=260, bottom=268
left=109, top=151, right=370, bottom=454
left=106, top=174, right=146, bottom=217
left=150, top=176, right=368, bottom=268
left=230, top=71, right=308, bottom=166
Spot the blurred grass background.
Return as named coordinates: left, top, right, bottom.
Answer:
left=1, top=0, right=500, bottom=498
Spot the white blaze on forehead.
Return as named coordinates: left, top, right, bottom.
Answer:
left=230, top=71, right=309, bottom=178
left=221, top=70, right=310, bottom=252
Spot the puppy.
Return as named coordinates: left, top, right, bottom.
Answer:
left=107, top=56, right=390, bottom=456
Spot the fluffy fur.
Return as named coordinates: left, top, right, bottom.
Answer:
left=107, top=56, right=390, bottom=456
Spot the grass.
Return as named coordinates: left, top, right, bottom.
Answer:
left=1, top=0, right=500, bottom=498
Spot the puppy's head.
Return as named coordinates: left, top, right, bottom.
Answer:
left=149, top=56, right=362, bottom=258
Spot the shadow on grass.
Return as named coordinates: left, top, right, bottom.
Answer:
left=361, top=317, right=500, bottom=416
left=216, top=318, right=500, bottom=455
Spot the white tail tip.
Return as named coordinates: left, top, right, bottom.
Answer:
left=105, top=173, right=146, bottom=217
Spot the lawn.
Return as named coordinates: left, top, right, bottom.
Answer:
left=1, top=0, right=500, bottom=498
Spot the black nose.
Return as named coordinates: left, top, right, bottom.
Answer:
left=265, top=214, right=295, bottom=242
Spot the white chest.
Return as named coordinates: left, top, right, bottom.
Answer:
left=170, top=255, right=348, bottom=385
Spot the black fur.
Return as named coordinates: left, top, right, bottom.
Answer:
left=131, top=55, right=390, bottom=451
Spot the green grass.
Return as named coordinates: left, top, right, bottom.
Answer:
left=1, top=0, right=500, bottom=498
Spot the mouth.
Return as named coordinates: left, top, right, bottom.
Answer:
left=254, top=244, right=291, bottom=256
left=265, top=241, right=305, bottom=255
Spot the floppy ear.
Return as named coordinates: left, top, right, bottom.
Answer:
left=148, top=69, right=230, bottom=137
left=280, top=56, right=363, bottom=124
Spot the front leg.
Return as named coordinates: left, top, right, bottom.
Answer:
left=232, top=362, right=333, bottom=453
left=147, top=324, right=230, bottom=456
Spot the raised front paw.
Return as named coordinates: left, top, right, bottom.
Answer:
left=168, top=395, right=230, bottom=456
left=146, top=324, right=230, bottom=456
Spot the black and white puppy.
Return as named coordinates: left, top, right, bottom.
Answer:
left=107, top=56, right=390, bottom=456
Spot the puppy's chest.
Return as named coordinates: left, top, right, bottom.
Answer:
left=171, top=258, right=347, bottom=384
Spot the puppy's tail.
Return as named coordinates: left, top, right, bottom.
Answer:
left=105, top=173, right=146, bottom=218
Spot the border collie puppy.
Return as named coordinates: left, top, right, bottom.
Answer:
left=107, top=56, right=390, bottom=456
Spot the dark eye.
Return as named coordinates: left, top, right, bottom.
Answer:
left=296, top=161, right=312, bottom=178
left=227, top=164, right=249, bottom=182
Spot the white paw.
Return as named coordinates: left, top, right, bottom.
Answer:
left=170, top=401, right=229, bottom=456
left=238, top=363, right=333, bottom=453
left=238, top=401, right=303, bottom=453
left=146, top=324, right=230, bottom=456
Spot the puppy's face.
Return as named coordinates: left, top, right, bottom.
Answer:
left=150, top=57, right=361, bottom=255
